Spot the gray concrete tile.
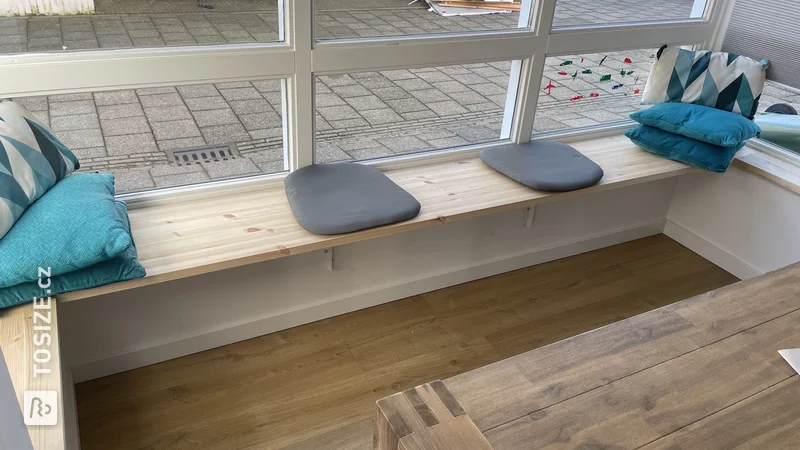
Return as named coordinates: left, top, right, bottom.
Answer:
left=157, top=137, right=208, bottom=152
left=316, top=93, right=347, bottom=107
left=378, top=135, right=429, bottom=153
left=315, top=141, right=351, bottom=164
left=409, top=89, right=451, bottom=103
left=10, top=97, right=47, bottom=111
left=238, top=111, right=281, bottom=131
left=394, top=78, right=433, bottom=91
left=184, top=96, right=229, bottom=111
left=98, top=103, right=145, bottom=120
left=381, top=70, right=417, bottom=81
left=153, top=171, right=210, bottom=187
left=360, top=108, right=403, bottom=125
left=370, top=87, right=411, bottom=101
left=49, top=92, right=92, bottom=102
left=219, top=87, right=262, bottom=101
left=331, top=84, right=372, bottom=98
left=105, top=133, right=158, bottom=155
left=200, top=123, right=250, bottom=145
left=111, top=167, right=155, bottom=193
left=344, top=95, right=388, bottom=111
left=453, top=125, right=498, bottom=141
left=251, top=80, right=282, bottom=93
left=151, top=120, right=201, bottom=140
left=426, top=100, right=469, bottom=116
left=192, top=108, right=240, bottom=127
left=139, top=93, right=183, bottom=108
left=426, top=136, right=470, bottom=148
left=248, top=128, right=283, bottom=140
left=228, top=99, right=273, bottom=114
left=202, top=157, right=260, bottom=178
left=57, top=128, right=104, bottom=149
left=144, top=105, right=193, bottom=122
left=149, top=162, right=206, bottom=178
left=71, top=147, right=107, bottom=159
left=345, top=146, right=394, bottom=160
left=94, top=90, right=138, bottom=106
left=401, top=110, right=438, bottom=120
left=177, top=84, right=219, bottom=98
left=328, top=118, right=369, bottom=129
left=317, top=105, right=361, bottom=121
left=50, top=100, right=95, bottom=117
left=50, top=113, right=100, bottom=132
left=384, top=98, right=428, bottom=113
left=446, top=90, right=488, bottom=105
left=101, top=116, right=152, bottom=136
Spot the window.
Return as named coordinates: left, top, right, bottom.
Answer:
left=753, top=80, right=800, bottom=155
left=315, top=62, right=513, bottom=163
left=0, top=0, right=730, bottom=198
left=533, top=49, right=654, bottom=133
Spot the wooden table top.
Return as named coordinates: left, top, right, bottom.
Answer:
left=376, top=262, right=800, bottom=449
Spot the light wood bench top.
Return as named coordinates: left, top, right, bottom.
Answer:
left=59, top=134, right=693, bottom=301
left=377, top=262, right=800, bottom=449
left=0, top=301, right=65, bottom=450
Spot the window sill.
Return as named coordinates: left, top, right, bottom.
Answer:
left=58, top=134, right=692, bottom=302
left=733, top=147, right=800, bottom=196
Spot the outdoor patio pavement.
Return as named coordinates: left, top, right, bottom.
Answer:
left=4, top=0, right=797, bottom=193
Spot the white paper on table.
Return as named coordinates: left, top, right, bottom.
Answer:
left=779, top=348, right=800, bottom=375
left=0, top=347, right=34, bottom=450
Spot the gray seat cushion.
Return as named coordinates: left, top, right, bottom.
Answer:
left=480, top=141, right=604, bottom=191
left=285, top=163, right=421, bottom=235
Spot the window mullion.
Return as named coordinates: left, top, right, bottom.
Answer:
left=286, top=0, right=315, bottom=170
left=512, top=0, right=557, bottom=144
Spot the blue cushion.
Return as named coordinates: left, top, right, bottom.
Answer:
left=631, top=103, right=761, bottom=147
left=0, top=200, right=146, bottom=309
left=0, top=100, right=80, bottom=239
left=625, top=125, right=743, bottom=173
left=0, top=173, right=138, bottom=291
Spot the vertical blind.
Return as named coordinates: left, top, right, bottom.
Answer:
left=722, top=0, right=800, bottom=88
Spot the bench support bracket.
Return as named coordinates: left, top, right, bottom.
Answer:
left=525, top=206, right=536, bottom=227
left=323, top=247, right=334, bottom=271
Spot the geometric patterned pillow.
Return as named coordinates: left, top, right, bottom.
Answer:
left=0, top=99, right=80, bottom=239
left=642, top=45, right=769, bottom=120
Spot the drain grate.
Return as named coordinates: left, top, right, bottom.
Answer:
left=167, top=144, right=240, bottom=166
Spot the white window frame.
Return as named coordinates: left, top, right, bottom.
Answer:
left=0, top=0, right=736, bottom=205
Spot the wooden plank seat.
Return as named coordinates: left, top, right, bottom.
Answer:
left=375, top=262, right=800, bottom=449
left=0, top=300, right=65, bottom=450
left=59, top=135, right=694, bottom=301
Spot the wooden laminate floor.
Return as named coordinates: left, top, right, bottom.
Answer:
left=76, top=235, right=738, bottom=450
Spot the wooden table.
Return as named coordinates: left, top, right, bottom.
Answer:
left=375, top=262, right=800, bottom=449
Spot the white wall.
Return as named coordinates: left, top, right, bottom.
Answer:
left=59, top=178, right=677, bottom=382
left=0, top=0, right=93, bottom=16
left=666, top=166, right=800, bottom=279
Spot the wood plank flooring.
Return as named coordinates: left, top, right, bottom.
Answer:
left=75, top=235, right=738, bottom=450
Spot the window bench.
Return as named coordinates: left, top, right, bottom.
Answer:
left=59, top=134, right=695, bottom=301
left=0, top=300, right=65, bottom=450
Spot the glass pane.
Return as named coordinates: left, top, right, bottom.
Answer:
left=533, top=49, right=653, bottom=134
left=0, top=0, right=281, bottom=54
left=11, top=79, right=285, bottom=194
left=754, top=80, right=800, bottom=154
left=314, top=61, right=514, bottom=163
left=315, top=0, right=527, bottom=40
left=553, top=0, right=703, bottom=27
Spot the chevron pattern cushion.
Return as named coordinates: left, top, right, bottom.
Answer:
left=642, top=45, right=769, bottom=120
left=0, top=100, right=80, bottom=239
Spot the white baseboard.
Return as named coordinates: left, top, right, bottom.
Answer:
left=664, top=220, right=763, bottom=280
left=71, top=220, right=665, bottom=382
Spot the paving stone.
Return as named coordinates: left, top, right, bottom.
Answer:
left=98, top=103, right=145, bottom=120
left=318, top=74, right=358, bottom=87
left=111, top=167, right=155, bottom=192
left=177, top=84, right=220, bottom=98
left=331, top=84, right=372, bottom=98
left=345, top=146, right=395, bottom=160
left=393, top=78, right=433, bottom=91
left=238, top=111, right=282, bottom=130
left=317, top=105, right=361, bottom=121
left=200, top=123, right=250, bottom=145
left=71, top=147, right=107, bottom=160
left=378, top=135, right=429, bottom=153
left=139, top=93, right=183, bottom=108
left=49, top=92, right=93, bottom=102
left=219, top=87, right=263, bottom=101
left=251, top=80, right=282, bottom=92
left=384, top=98, right=428, bottom=114
left=446, top=90, right=489, bottom=105
left=202, top=157, right=260, bottom=178
left=151, top=120, right=201, bottom=140
left=315, top=141, right=351, bottom=164
left=409, top=89, right=451, bottom=103
left=94, top=90, right=138, bottom=106
left=246, top=147, right=283, bottom=162
left=431, top=80, right=471, bottom=94
left=57, top=128, right=104, bottom=149
left=105, top=133, right=159, bottom=155
left=157, top=137, right=208, bottom=152
left=427, top=136, right=470, bottom=148
left=453, top=125, right=498, bottom=141
left=562, top=117, right=600, bottom=128
left=101, top=116, right=152, bottom=136
left=153, top=171, right=210, bottom=187
left=328, top=118, right=369, bottom=129
left=145, top=105, right=193, bottom=122
left=344, top=95, right=388, bottom=111
left=532, top=116, right=567, bottom=132
left=226, top=98, right=272, bottom=115
left=357, top=76, right=396, bottom=89
left=381, top=69, right=416, bottom=81
left=402, top=110, right=438, bottom=120
left=50, top=100, right=95, bottom=117
left=248, top=128, right=284, bottom=140
left=360, top=108, right=403, bottom=125
left=371, top=87, right=411, bottom=101
left=192, top=108, right=241, bottom=127
left=184, top=96, right=229, bottom=111
left=50, top=113, right=100, bottom=132
left=426, top=100, right=469, bottom=116
left=466, top=102, right=502, bottom=113
left=11, top=96, right=48, bottom=110
left=316, top=93, right=347, bottom=108
left=471, top=82, right=507, bottom=96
